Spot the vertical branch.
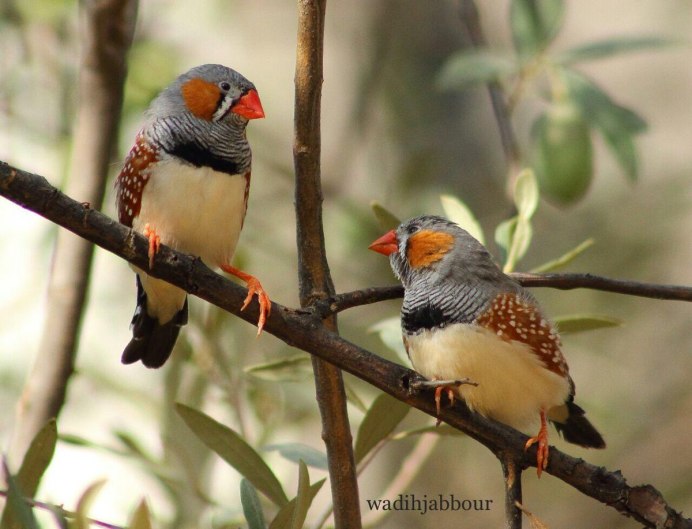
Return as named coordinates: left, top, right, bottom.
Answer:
left=8, top=0, right=138, bottom=464
left=293, top=1, right=362, bottom=528
left=501, top=455, right=523, bottom=529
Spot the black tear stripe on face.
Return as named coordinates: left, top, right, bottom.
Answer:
left=165, top=142, right=241, bottom=176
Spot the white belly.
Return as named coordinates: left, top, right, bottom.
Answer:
left=131, top=160, right=248, bottom=323
left=406, top=324, right=570, bottom=433
left=134, top=160, right=247, bottom=266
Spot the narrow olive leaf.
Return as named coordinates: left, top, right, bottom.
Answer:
left=113, top=431, right=156, bottom=462
left=437, top=49, right=516, bottom=90
left=556, top=36, right=675, bottom=65
left=1, top=420, right=57, bottom=529
left=510, top=0, right=565, bottom=60
left=74, top=479, right=107, bottom=529
left=2, top=459, right=39, bottom=529
left=369, top=316, right=408, bottom=365
left=354, top=393, right=410, bottom=464
left=16, top=419, right=57, bottom=497
left=440, top=194, right=485, bottom=245
left=268, top=479, right=325, bottom=529
left=370, top=201, right=400, bottom=231
left=263, top=443, right=328, bottom=471
left=554, top=314, right=623, bottom=334
left=391, top=424, right=465, bottom=441
left=241, top=479, right=267, bottom=529
left=513, top=169, right=539, bottom=219
left=503, top=218, right=533, bottom=273
left=244, top=355, right=311, bottom=374
left=176, top=404, right=289, bottom=507
left=289, top=461, right=310, bottom=529
left=343, top=380, right=368, bottom=414
left=128, top=499, right=152, bottom=529
left=563, top=69, right=646, bottom=181
left=244, top=355, right=313, bottom=381
left=531, top=238, right=594, bottom=273
left=494, top=217, right=517, bottom=259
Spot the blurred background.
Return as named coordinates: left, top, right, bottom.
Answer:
left=1, top=0, right=690, bottom=527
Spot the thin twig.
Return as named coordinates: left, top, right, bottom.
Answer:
left=501, top=457, right=523, bottom=529
left=458, top=0, right=521, bottom=175
left=317, top=272, right=692, bottom=318
left=0, top=490, right=124, bottom=529
left=0, top=164, right=690, bottom=529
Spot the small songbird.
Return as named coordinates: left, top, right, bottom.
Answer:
left=369, top=215, right=605, bottom=476
left=115, top=64, right=271, bottom=369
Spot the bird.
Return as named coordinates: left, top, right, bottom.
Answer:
left=115, top=64, right=271, bottom=369
left=369, top=215, right=605, bottom=476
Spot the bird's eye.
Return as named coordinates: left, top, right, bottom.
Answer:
left=406, top=224, right=420, bottom=235
left=219, top=82, right=231, bottom=92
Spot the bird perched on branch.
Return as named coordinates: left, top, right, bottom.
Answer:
left=369, top=215, right=605, bottom=476
left=115, top=64, right=271, bottom=368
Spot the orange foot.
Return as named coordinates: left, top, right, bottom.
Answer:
left=143, top=223, right=161, bottom=270
left=524, top=409, right=549, bottom=478
left=220, top=264, right=271, bottom=335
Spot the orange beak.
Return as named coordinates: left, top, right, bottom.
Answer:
left=232, top=89, right=265, bottom=120
left=368, top=229, right=398, bottom=256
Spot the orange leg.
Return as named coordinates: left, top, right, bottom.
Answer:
left=220, top=264, right=271, bottom=335
left=524, top=409, right=549, bottom=478
left=143, top=223, right=161, bottom=270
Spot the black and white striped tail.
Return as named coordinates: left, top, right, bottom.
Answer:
left=121, top=276, right=188, bottom=369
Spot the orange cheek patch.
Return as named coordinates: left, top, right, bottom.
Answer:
left=181, top=78, right=221, bottom=121
left=407, top=230, right=455, bottom=268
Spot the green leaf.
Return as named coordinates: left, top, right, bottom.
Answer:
left=510, top=0, right=565, bottom=60
left=343, top=380, right=368, bottom=414
left=128, top=499, right=153, bottom=529
left=531, top=238, right=594, bottom=273
left=563, top=69, right=646, bottom=181
left=269, top=479, right=325, bottom=529
left=503, top=218, right=533, bottom=273
left=494, top=217, right=517, bottom=258
left=176, top=404, right=288, bottom=507
left=368, top=316, right=408, bottom=365
left=74, top=479, right=107, bottom=529
left=556, top=36, right=675, bottom=65
left=354, top=393, right=410, bottom=464
left=263, top=443, right=328, bottom=471
left=437, top=49, right=516, bottom=90
left=391, top=424, right=465, bottom=440
left=370, top=201, right=400, bottom=231
left=244, top=355, right=312, bottom=381
left=241, top=479, right=267, bottom=529
left=2, top=459, right=39, bottom=529
left=289, top=461, right=310, bottom=529
left=554, top=314, right=623, bottom=334
left=1, top=420, right=57, bottom=529
left=513, top=169, right=539, bottom=219
left=439, top=194, right=485, bottom=245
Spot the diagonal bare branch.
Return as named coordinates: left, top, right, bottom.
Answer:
left=2, top=161, right=690, bottom=529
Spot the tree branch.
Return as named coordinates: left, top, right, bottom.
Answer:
left=293, top=1, right=362, bottom=527
left=316, top=273, right=691, bottom=318
left=2, top=162, right=690, bottom=529
left=8, top=0, right=138, bottom=465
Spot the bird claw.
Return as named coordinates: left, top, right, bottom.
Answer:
left=143, top=223, right=161, bottom=270
left=524, top=410, right=549, bottom=478
left=221, top=264, right=271, bottom=335
left=241, top=277, right=271, bottom=335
